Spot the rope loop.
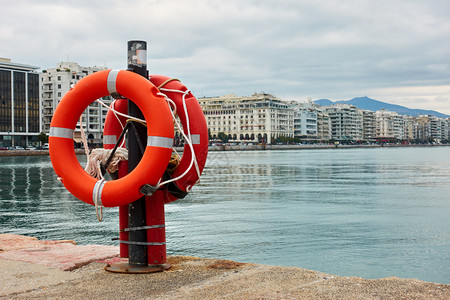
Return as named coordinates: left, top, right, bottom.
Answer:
left=154, top=87, right=201, bottom=189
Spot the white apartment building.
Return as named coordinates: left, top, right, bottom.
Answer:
left=414, top=115, right=431, bottom=141
left=429, top=115, right=449, bottom=141
left=293, top=108, right=317, bottom=139
left=325, top=104, right=362, bottom=141
left=289, top=100, right=330, bottom=141
left=403, top=116, right=415, bottom=140
left=289, top=100, right=331, bottom=141
left=316, top=108, right=331, bottom=141
left=40, top=62, right=111, bottom=144
left=375, top=110, right=405, bottom=139
left=361, top=110, right=376, bottom=141
left=446, top=118, right=450, bottom=140
left=199, top=93, right=294, bottom=144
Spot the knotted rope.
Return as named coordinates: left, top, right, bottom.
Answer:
left=85, top=148, right=128, bottom=180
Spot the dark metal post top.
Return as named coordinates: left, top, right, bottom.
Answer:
left=127, top=40, right=147, bottom=76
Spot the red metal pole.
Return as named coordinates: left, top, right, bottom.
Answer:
left=118, top=161, right=129, bottom=258
left=146, top=190, right=169, bottom=267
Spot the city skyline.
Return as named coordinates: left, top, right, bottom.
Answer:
left=1, top=0, right=449, bottom=114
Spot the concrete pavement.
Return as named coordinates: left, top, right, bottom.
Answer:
left=1, top=234, right=449, bottom=299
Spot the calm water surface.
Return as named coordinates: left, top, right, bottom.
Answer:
left=1, top=147, right=449, bottom=284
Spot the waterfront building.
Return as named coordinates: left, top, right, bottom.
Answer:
left=325, top=104, right=362, bottom=141
left=447, top=119, right=450, bottom=140
left=361, top=110, right=376, bottom=141
left=411, top=115, right=449, bottom=142
left=199, top=93, right=294, bottom=144
left=442, top=119, right=449, bottom=141
left=289, top=100, right=318, bottom=140
left=40, top=62, right=110, bottom=144
left=293, top=108, right=317, bottom=140
left=427, top=115, right=448, bottom=142
left=316, top=108, right=331, bottom=142
left=414, top=115, right=431, bottom=141
left=403, top=116, right=415, bottom=141
left=0, top=58, right=40, bottom=147
left=375, top=110, right=405, bottom=140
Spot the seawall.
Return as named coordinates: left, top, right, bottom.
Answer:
left=1, top=144, right=449, bottom=157
left=201, top=143, right=450, bottom=152
left=0, top=149, right=85, bottom=157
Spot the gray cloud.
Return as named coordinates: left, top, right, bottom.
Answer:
left=1, top=0, right=449, bottom=113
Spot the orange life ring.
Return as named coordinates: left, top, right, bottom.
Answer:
left=102, top=75, right=208, bottom=204
left=150, top=74, right=208, bottom=204
left=49, top=69, right=174, bottom=207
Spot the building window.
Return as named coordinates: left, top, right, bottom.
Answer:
left=27, top=73, right=39, bottom=133
left=0, top=70, right=12, bottom=132
left=13, top=71, right=26, bottom=132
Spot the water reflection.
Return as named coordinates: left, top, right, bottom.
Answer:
left=0, top=156, right=119, bottom=245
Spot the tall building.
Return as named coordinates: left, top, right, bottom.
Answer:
left=293, top=108, right=317, bottom=140
left=40, top=62, right=110, bottom=144
left=316, top=108, right=331, bottom=141
left=200, top=93, right=294, bottom=144
left=376, top=110, right=405, bottom=140
left=403, top=116, right=415, bottom=141
left=430, top=115, right=448, bottom=141
left=0, top=58, right=40, bottom=147
left=361, top=110, right=376, bottom=141
left=289, top=100, right=319, bottom=140
left=325, top=104, right=362, bottom=141
left=447, top=119, right=450, bottom=140
left=414, top=115, right=431, bottom=141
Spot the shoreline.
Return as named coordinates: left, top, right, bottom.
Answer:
left=1, top=144, right=449, bottom=157
left=0, top=234, right=449, bottom=299
left=207, top=143, right=450, bottom=152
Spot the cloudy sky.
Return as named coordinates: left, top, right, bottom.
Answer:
left=2, top=0, right=450, bottom=114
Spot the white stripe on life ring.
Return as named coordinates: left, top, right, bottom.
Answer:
left=49, top=127, right=74, bottom=139
left=190, top=134, right=200, bottom=145
left=147, top=136, right=173, bottom=149
left=103, top=135, right=117, bottom=145
left=107, top=70, right=120, bottom=95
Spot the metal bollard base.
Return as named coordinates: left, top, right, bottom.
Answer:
left=104, top=263, right=171, bottom=274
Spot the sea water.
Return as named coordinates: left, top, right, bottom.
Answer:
left=1, top=147, right=449, bottom=284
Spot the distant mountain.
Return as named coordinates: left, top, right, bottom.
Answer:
left=314, top=96, right=450, bottom=118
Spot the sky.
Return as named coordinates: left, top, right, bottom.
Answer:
left=1, top=0, right=450, bottom=114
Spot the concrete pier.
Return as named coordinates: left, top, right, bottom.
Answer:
left=0, top=234, right=448, bottom=299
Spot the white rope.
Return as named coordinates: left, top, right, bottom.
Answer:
left=79, top=115, right=90, bottom=161
left=95, top=98, right=146, bottom=128
left=84, top=148, right=128, bottom=179
left=156, top=88, right=201, bottom=189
